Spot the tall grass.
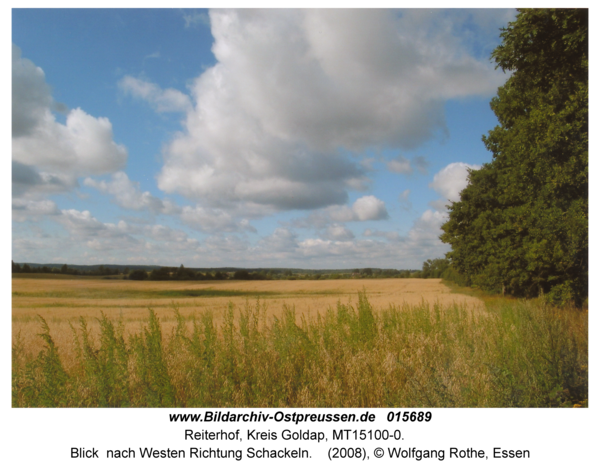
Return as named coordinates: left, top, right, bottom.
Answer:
left=12, top=292, right=587, bottom=407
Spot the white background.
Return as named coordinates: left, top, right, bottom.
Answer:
left=5, top=1, right=596, bottom=469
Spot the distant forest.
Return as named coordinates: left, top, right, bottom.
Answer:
left=10, top=260, right=447, bottom=281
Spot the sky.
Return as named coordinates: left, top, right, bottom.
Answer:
left=11, top=8, right=518, bottom=270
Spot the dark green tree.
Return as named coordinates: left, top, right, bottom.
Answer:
left=441, top=9, right=588, bottom=305
left=361, top=268, right=373, bottom=278
left=12, top=261, right=21, bottom=273
left=174, top=264, right=195, bottom=280
left=421, top=258, right=451, bottom=279
left=129, top=269, right=148, bottom=281
left=233, top=270, right=251, bottom=280
left=149, top=267, right=172, bottom=281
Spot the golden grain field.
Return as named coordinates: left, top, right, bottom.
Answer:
left=12, top=276, right=483, bottom=369
left=12, top=276, right=587, bottom=408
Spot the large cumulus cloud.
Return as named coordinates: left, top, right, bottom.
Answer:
left=12, top=44, right=127, bottom=202
left=156, top=9, right=506, bottom=212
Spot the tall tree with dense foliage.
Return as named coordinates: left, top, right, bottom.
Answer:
left=441, top=9, right=588, bottom=304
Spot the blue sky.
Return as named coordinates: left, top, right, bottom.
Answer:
left=12, top=8, right=517, bottom=269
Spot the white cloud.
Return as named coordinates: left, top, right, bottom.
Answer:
left=412, top=156, right=429, bottom=175
left=430, top=162, right=481, bottom=202
left=322, top=224, right=355, bottom=241
left=155, top=9, right=507, bottom=212
left=12, top=44, right=53, bottom=138
left=398, top=189, right=412, bottom=211
left=363, top=229, right=400, bottom=241
left=60, top=209, right=123, bottom=236
left=402, top=209, right=449, bottom=260
left=181, top=205, right=257, bottom=233
left=387, top=155, right=429, bottom=175
left=143, top=225, right=202, bottom=255
left=119, top=76, right=192, bottom=113
left=292, top=195, right=389, bottom=229
left=12, top=161, right=74, bottom=198
left=408, top=209, right=448, bottom=244
left=298, top=238, right=356, bottom=258
left=12, top=198, right=60, bottom=222
left=84, top=172, right=180, bottom=214
left=14, top=203, right=450, bottom=268
left=351, top=195, right=389, bottom=221
left=51, top=210, right=202, bottom=261
left=57, top=209, right=142, bottom=253
left=429, top=199, right=451, bottom=212
left=13, top=107, right=127, bottom=176
left=257, top=228, right=298, bottom=253
left=12, top=45, right=127, bottom=197
left=387, top=156, right=412, bottom=174
left=148, top=225, right=189, bottom=243
left=183, top=10, right=210, bottom=28
left=146, top=225, right=179, bottom=242
left=288, top=208, right=449, bottom=267
left=203, top=235, right=250, bottom=258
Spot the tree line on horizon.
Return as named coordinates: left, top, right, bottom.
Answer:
left=12, top=261, right=123, bottom=277
left=129, top=265, right=426, bottom=281
left=12, top=261, right=428, bottom=281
